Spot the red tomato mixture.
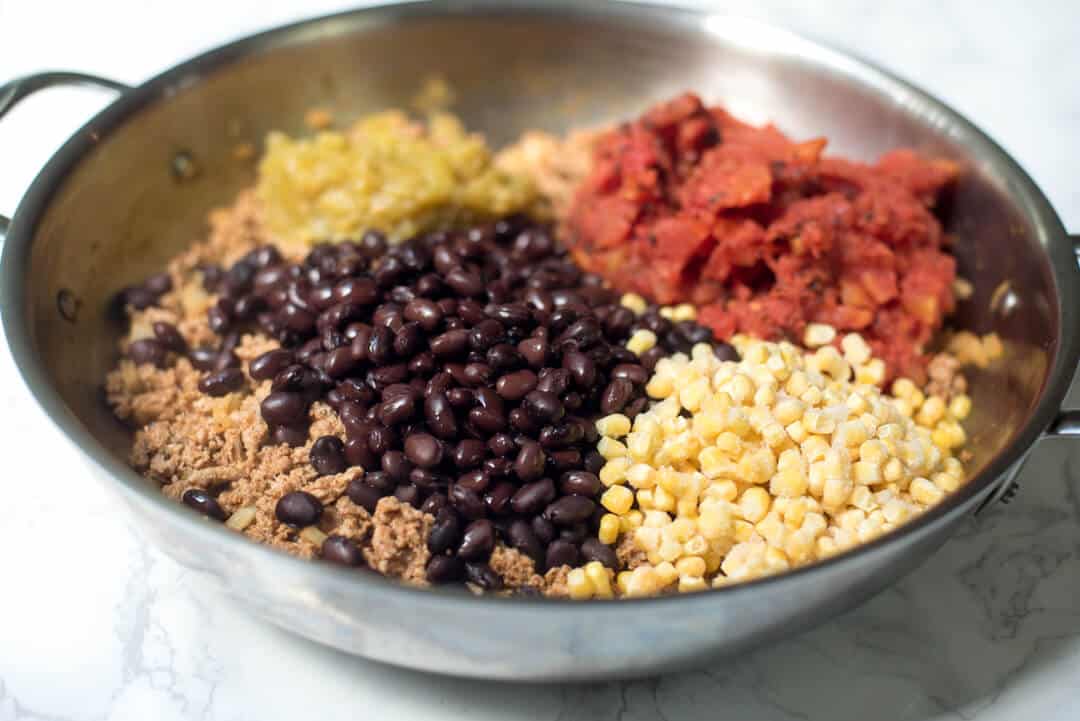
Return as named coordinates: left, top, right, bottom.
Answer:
left=565, top=93, right=960, bottom=382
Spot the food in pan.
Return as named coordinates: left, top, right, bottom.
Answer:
left=106, top=95, right=999, bottom=598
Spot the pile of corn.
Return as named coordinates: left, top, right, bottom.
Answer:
left=565, top=320, right=972, bottom=600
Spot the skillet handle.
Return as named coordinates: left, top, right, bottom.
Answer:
left=0, top=71, right=132, bottom=243
left=975, top=234, right=1080, bottom=515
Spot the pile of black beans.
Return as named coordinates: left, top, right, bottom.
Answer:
left=126, top=216, right=737, bottom=590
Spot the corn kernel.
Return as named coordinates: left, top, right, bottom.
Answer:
left=949, top=394, right=972, bottom=420
left=910, top=477, right=944, bottom=506
left=653, top=485, right=676, bottom=512
left=596, top=413, right=632, bottom=438
left=739, top=487, right=771, bottom=523
left=841, top=333, right=872, bottom=365
left=620, top=292, right=647, bottom=315
left=567, top=568, right=594, bottom=600
left=804, top=323, right=837, bottom=347
left=671, top=303, right=697, bottom=321
left=771, top=466, right=808, bottom=498
left=891, top=378, right=917, bottom=399
left=597, top=436, right=628, bottom=460
left=853, top=461, right=882, bottom=485
left=679, top=575, right=709, bottom=593
left=584, top=562, right=614, bottom=599
left=599, top=457, right=631, bottom=486
left=598, top=514, right=621, bottom=544
left=916, top=396, right=946, bottom=427
left=823, top=476, right=853, bottom=508
left=601, top=485, right=635, bottom=515
left=627, top=329, right=658, bottom=356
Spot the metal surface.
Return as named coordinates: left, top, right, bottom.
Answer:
left=0, top=72, right=132, bottom=247
left=1, top=0, right=1079, bottom=681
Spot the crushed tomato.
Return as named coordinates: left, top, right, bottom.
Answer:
left=565, top=93, right=960, bottom=382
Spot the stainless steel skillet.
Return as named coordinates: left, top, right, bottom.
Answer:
left=1, top=0, right=1078, bottom=681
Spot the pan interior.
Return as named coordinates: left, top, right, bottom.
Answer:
left=21, top=7, right=1059, bottom=507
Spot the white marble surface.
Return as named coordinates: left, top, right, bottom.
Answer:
left=2, top=1, right=1079, bottom=719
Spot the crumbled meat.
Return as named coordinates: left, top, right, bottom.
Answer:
left=616, top=534, right=648, bottom=571
left=365, top=497, right=433, bottom=586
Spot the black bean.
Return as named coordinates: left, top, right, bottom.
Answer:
left=249, top=349, right=294, bottom=381
left=271, top=424, right=309, bottom=447
left=468, top=319, right=504, bottom=352
left=713, top=342, right=739, bottom=362
left=322, top=535, right=365, bottom=567
left=369, top=363, right=409, bottom=390
left=144, top=272, right=173, bottom=296
left=511, top=440, right=545, bottom=482
left=198, top=367, right=245, bottom=397
left=559, top=522, right=588, bottom=544
left=484, top=481, right=515, bottom=516
left=449, top=484, right=487, bottom=520
left=451, top=439, right=487, bottom=470
left=261, top=391, right=308, bottom=426
left=151, top=322, right=187, bottom=353
left=483, top=455, right=512, bottom=477
left=346, top=479, right=383, bottom=513
left=611, top=363, right=649, bottom=385
left=421, top=492, right=448, bottom=515
left=403, top=298, right=443, bottom=332
left=393, top=322, right=424, bottom=357
left=323, top=346, right=357, bottom=379
left=538, top=423, right=583, bottom=449
left=507, top=520, right=544, bottom=563
left=535, top=368, right=570, bottom=396
left=279, top=303, right=316, bottom=334
left=446, top=387, right=475, bottom=409
left=359, top=230, right=388, bottom=258
left=545, top=540, right=579, bottom=570
left=580, top=538, right=619, bottom=570
left=517, top=337, right=549, bottom=368
left=530, top=516, right=556, bottom=545
left=430, top=328, right=469, bottom=357
left=275, top=491, right=322, bottom=526
left=310, top=436, right=346, bottom=476
left=487, top=433, right=516, bottom=457
left=543, top=496, right=596, bottom=526
left=404, top=432, right=443, bottom=469
left=343, top=435, right=377, bottom=469
left=355, top=420, right=390, bottom=455
left=181, top=488, right=227, bottom=521
left=561, top=350, right=596, bottom=389
left=639, top=346, right=667, bottom=372
left=426, top=555, right=466, bottom=584
left=419, top=392, right=456, bottom=440
left=510, top=477, right=556, bottom=515
left=468, top=406, right=506, bottom=435
left=378, top=394, right=416, bottom=426
left=381, top=450, right=413, bottom=483
left=127, top=338, right=168, bottom=368
left=548, top=449, right=582, bottom=473
left=462, top=362, right=493, bottom=387
left=458, top=519, right=495, bottom=560
left=394, top=483, right=421, bottom=508
left=366, top=326, right=394, bottom=365
left=456, top=469, right=490, bottom=494
left=445, top=267, right=484, bottom=297
left=428, top=508, right=462, bottom=554
left=523, top=390, right=565, bottom=424
left=559, top=471, right=602, bottom=497
left=508, top=407, right=540, bottom=434
left=495, top=369, right=537, bottom=401
left=600, top=378, right=634, bottom=415
left=362, top=470, right=395, bottom=494
left=464, top=562, right=502, bottom=590
left=188, top=346, right=219, bottom=371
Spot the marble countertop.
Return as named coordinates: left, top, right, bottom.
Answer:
left=2, top=1, right=1079, bottom=719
